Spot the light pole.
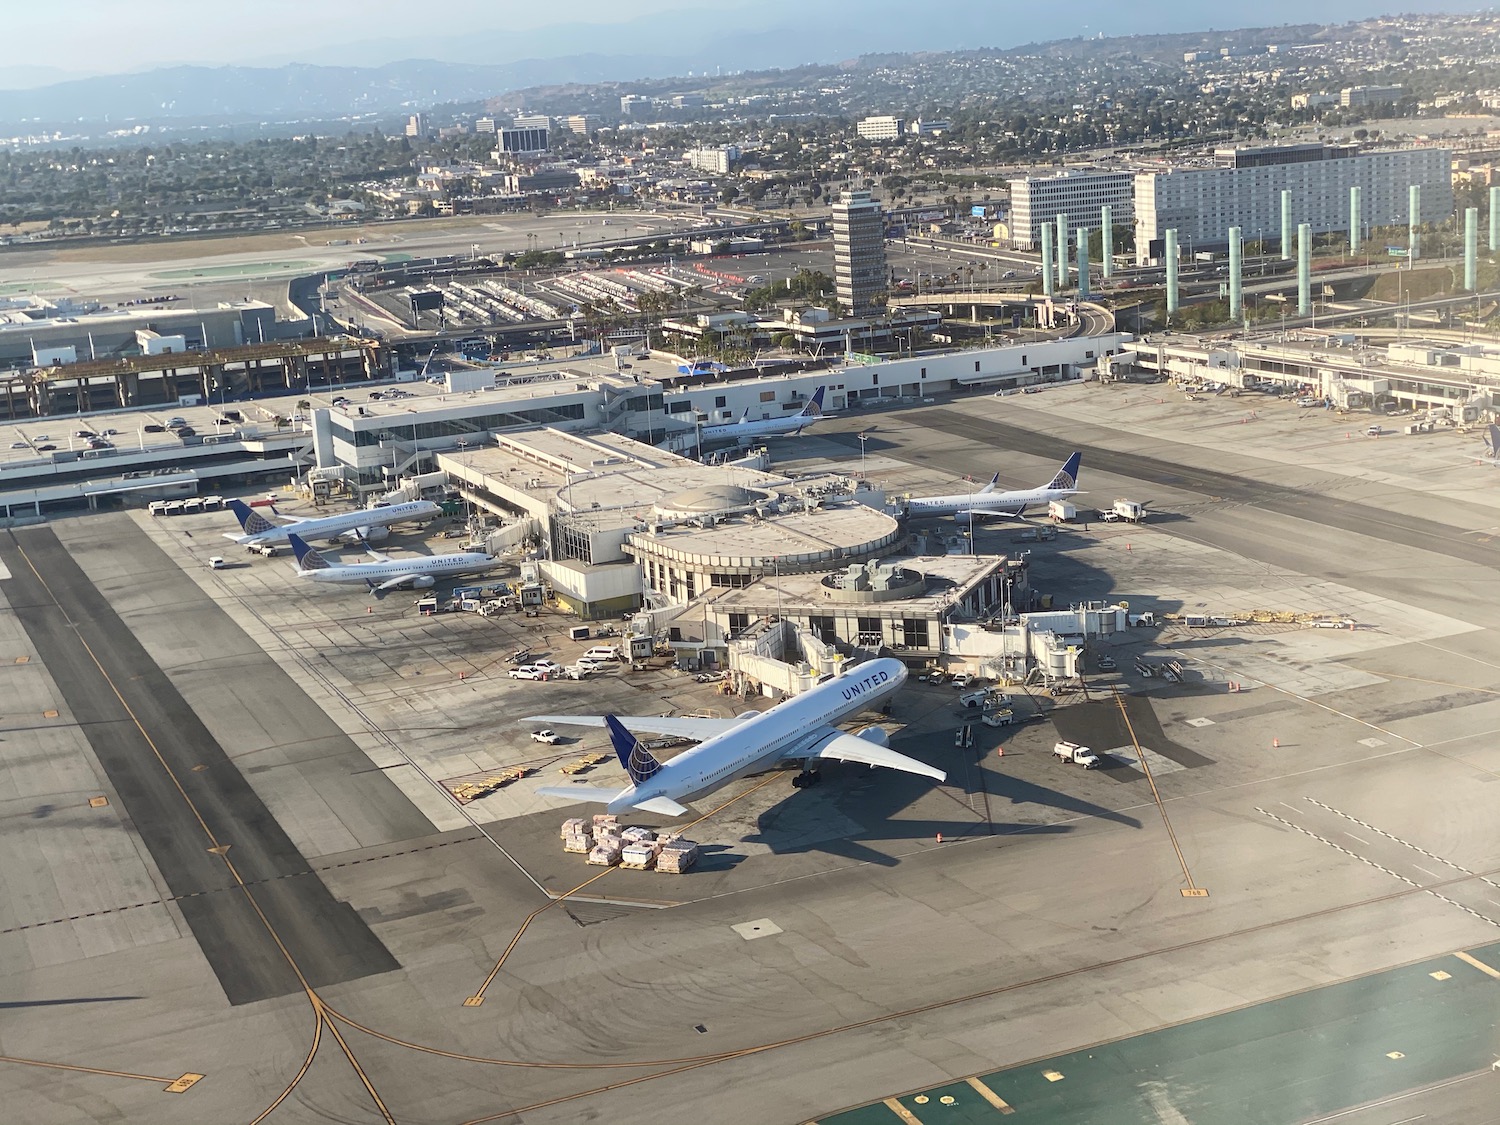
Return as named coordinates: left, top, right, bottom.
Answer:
left=858, top=431, right=868, bottom=477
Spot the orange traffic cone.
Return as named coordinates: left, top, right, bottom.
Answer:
left=936, top=832, right=944, bottom=844
left=1272, top=737, right=1280, bottom=748
left=997, top=746, right=1005, bottom=757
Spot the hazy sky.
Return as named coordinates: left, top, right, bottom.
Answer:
left=5, top=0, right=1484, bottom=83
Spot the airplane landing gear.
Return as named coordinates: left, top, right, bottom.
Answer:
left=792, top=770, right=822, bottom=789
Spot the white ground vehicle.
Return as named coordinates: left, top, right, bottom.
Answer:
left=531, top=729, right=561, bottom=744
left=508, top=666, right=544, bottom=680
left=1053, top=740, right=1101, bottom=768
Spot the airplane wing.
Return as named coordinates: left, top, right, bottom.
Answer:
left=536, top=785, right=626, bottom=805
left=953, top=508, right=1022, bottom=520
left=521, top=714, right=744, bottom=739
left=363, top=542, right=393, bottom=562
left=790, top=731, right=946, bottom=782
left=373, top=573, right=420, bottom=591
left=633, top=796, right=689, bottom=817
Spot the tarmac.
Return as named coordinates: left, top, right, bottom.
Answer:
left=3, top=378, right=1500, bottom=1124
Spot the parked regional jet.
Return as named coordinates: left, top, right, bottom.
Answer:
left=224, top=498, right=441, bottom=546
left=697, top=386, right=826, bottom=446
left=528, top=656, right=941, bottom=817
left=903, top=452, right=1082, bottom=519
left=286, top=533, right=497, bottom=593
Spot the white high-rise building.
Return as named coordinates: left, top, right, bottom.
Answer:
left=1133, top=143, right=1451, bottom=264
left=857, top=116, right=905, bottom=141
left=684, top=146, right=738, bottom=174
left=1007, top=170, right=1136, bottom=250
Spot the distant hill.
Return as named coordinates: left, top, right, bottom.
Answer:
left=0, top=57, right=694, bottom=129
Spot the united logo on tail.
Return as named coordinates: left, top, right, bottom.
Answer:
left=1044, top=452, right=1083, bottom=491
left=604, top=715, right=665, bottom=785
left=228, top=498, right=277, bottom=535
left=286, top=533, right=331, bottom=571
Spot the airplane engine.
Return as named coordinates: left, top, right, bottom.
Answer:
left=850, top=725, right=889, bottom=747
left=410, top=575, right=437, bottom=588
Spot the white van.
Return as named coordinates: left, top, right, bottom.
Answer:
left=582, top=645, right=621, bottom=662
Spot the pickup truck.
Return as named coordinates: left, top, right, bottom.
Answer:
left=981, top=708, right=1016, bottom=727
left=1053, top=741, right=1101, bottom=768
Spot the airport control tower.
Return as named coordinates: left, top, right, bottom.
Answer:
left=832, top=190, right=888, bottom=316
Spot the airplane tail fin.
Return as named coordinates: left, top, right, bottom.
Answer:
left=287, top=533, right=331, bottom=572
left=228, top=498, right=278, bottom=536
left=799, top=386, right=826, bottom=417
left=978, top=472, right=1000, bottom=495
left=1043, top=452, right=1082, bottom=491
left=604, top=714, right=665, bottom=786
left=1488, top=423, right=1500, bottom=456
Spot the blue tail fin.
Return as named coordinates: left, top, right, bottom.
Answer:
left=800, top=386, right=826, bottom=417
left=978, top=472, right=1000, bottom=494
left=228, top=498, right=277, bottom=536
left=604, top=715, right=665, bottom=786
left=1044, top=452, right=1082, bottom=491
left=286, top=533, right=330, bottom=571
left=1488, top=424, right=1500, bottom=457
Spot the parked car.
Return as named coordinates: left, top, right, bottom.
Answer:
left=508, top=666, right=544, bottom=680
left=951, top=673, right=971, bottom=689
left=531, top=659, right=564, bottom=674
left=530, top=729, right=561, bottom=744
left=208, top=556, right=227, bottom=570
left=143, top=424, right=165, bottom=433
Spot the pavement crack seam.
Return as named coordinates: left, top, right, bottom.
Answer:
left=0, top=835, right=485, bottom=934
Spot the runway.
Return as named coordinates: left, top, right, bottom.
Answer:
left=0, top=525, right=400, bottom=1005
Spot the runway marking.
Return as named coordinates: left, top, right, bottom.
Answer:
left=1345, top=833, right=1369, bottom=844
left=966, top=1076, right=1015, bottom=1113
left=1304, top=799, right=1500, bottom=892
left=1257, top=808, right=1500, bottom=929
left=0, top=1054, right=189, bottom=1088
left=883, top=1097, right=925, bottom=1124
left=1115, top=690, right=1206, bottom=896
left=1455, top=950, right=1500, bottom=979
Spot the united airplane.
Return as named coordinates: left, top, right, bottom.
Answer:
left=697, top=386, right=826, bottom=446
left=224, top=498, right=441, bottom=546
left=903, top=452, right=1082, bottom=519
left=528, top=656, right=941, bottom=817
left=286, top=533, right=497, bottom=593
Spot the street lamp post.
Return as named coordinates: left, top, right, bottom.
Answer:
left=858, top=431, right=868, bottom=477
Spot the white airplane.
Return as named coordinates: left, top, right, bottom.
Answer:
left=286, top=533, right=498, bottom=594
left=528, top=656, right=942, bottom=817
left=224, top=498, right=441, bottom=546
left=903, top=452, right=1082, bottom=520
left=697, top=386, right=826, bottom=446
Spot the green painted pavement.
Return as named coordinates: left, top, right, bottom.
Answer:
left=817, top=946, right=1500, bottom=1125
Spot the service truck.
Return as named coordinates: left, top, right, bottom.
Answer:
left=1106, top=499, right=1146, bottom=523
left=1053, top=740, right=1102, bottom=768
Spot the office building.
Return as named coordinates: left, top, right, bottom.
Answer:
left=908, top=119, right=950, bottom=136
left=1341, top=85, right=1404, bottom=108
left=404, top=113, right=426, bottom=138
left=566, top=114, right=602, bottom=136
left=832, top=190, right=887, bottom=315
left=513, top=113, right=551, bottom=130
left=671, top=94, right=704, bottom=109
left=856, top=116, right=905, bottom=142
left=684, top=146, right=738, bottom=174
left=1007, top=170, right=1135, bottom=250
left=620, top=94, right=652, bottom=116
left=1290, top=92, right=1337, bottom=110
left=1133, top=143, right=1451, bottom=264
left=474, top=116, right=497, bottom=134
left=498, top=126, right=549, bottom=155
